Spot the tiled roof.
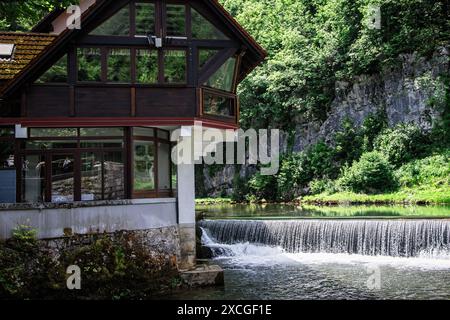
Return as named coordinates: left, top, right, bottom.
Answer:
left=0, top=32, right=56, bottom=80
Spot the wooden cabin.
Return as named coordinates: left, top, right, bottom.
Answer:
left=0, top=0, right=265, bottom=268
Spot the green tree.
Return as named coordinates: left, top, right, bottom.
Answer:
left=0, top=0, right=74, bottom=32
left=337, top=151, right=397, bottom=194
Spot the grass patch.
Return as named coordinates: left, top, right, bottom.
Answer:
left=302, top=185, right=450, bottom=205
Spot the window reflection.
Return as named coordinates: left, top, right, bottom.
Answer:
left=35, top=54, right=67, bottom=84
left=108, top=49, right=131, bottom=83
left=136, top=49, right=158, bottom=84
left=134, top=141, right=155, bottom=192
left=205, top=57, right=236, bottom=92
left=203, top=93, right=235, bottom=117
left=135, top=2, right=156, bottom=35
left=81, top=152, right=102, bottom=201
left=78, top=48, right=101, bottom=82
left=166, top=4, right=186, bottom=37
left=51, top=155, right=75, bottom=203
left=103, top=151, right=125, bottom=200
left=164, top=50, right=186, bottom=83
left=191, top=8, right=228, bottom=40
left=22, top=155, right=46, bottom=203
left=90, top=6, right=130, bottom=36
left=158, top=143, right=171, bottom=190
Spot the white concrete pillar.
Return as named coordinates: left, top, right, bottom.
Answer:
left=177, top=162, right=196, bottom=270
left=177, top=163, right=195, bottom=225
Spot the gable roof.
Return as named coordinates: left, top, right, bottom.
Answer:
left=0, top=0, right=266, bottom=97
left=0, top=32, right=57, bottom=81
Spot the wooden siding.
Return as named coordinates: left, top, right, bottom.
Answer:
left=26, top=85, right=198, bottom=118
left=135, top=87, right=196, bottom=117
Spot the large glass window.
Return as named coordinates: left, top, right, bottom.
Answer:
left=103, top=151, right=125, bottom=200
left=191, top=8, right=228, bottom=40
left=77, top=48, right=101, bottom=82
left=22, top=128, right=125, bottom=203
left=80, top=128, right=123, bottom=136
left=136, top=49, right=158, bottom=84
left=51, top=154, right=75, bottom=203
left=135, top=2, right=156, bottom=35
left=22, top=155, right=46, bottom=203
left=1, top=128, right=15, bottom=170
left=205, top=57, right=236, bottom=92
left=30, top=128, right=77, bottom=138
left=164, top=50, right=186, bottom=83
left=166, top=4, right=186, bottom=37
left=158, top=142, right=171, bottom=190
left=107, top=49, right=131, bottom=83
left=35, top=54, right=67, bottom=84
left=203, top=92, right=235, bottom=118
left=90, top=6, right=130, bottom=36
left=134, top=140, right=155, bottom=192
left=81, top=152, right=102, bottom=201
left=199, top=49, right=219, bottom=69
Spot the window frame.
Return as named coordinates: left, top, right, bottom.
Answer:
left=131, top=127, right=173, bottom=199
left=19, top=128, right=126, bottom=203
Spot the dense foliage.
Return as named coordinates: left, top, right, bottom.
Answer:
left=337, top=151, right=397, bottom=193
left=230, top=114, right=449, bottom=202
left=0, top=0, right=74, bottom=31
left=221, top=0, right=449, bottom=130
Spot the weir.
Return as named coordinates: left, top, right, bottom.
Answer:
left=200, top=219, right=450, bottom=258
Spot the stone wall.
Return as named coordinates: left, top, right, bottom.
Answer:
left=42, top=227, right=181, bottom=267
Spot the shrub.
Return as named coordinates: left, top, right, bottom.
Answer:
left=361, top=110, right=388, bottom=152
left=374, top=124, right=431, bottom=167
left=395, top=152, right=450, bottom=188
left=309, top=179, right=337, bottom=195
left=248, top=172, right=278, bottom=202
left=334, top=119, right=363, bottom=165
left=337, top=151, right=397, bottom=194
left=276, top=142, right=337, bottom=201
left=231, top=174, right=249, bottom=202
left=0, top=226, right=63, bottom=299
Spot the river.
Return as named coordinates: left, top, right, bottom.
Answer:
left=171, top=204, right=450, bottom=300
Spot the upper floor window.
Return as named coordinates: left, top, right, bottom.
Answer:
left=191, top=8, right=228, bottom=40
left=77, top=48, right=101, bottom=82
left=166, top=4, right=186, bottom=37
left=107, top=49, right=131, bottom=83
left=135, top=2, right=156, bottom=36
left=91, top=6, right=130, bottom=36
left=204, top=57, right=237, bottom=92
left=87, top=1, right=230, bottom=40
left=198, top=49, right=219, bottom=70
left=164, top=50, right=186, bottom=83
left=136, top=49, right=158, bottom=84
left=35, top=54, right=68, bottom=84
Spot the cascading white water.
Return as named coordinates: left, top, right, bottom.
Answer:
left=200, top=219, right=450, bottom=258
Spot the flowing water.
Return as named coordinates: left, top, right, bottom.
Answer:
left=170, top=205, right=450, bottom=300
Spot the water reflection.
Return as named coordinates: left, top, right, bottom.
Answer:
left=196, top=203, right=450, bottom=219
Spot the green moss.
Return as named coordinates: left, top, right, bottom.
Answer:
left=196, top=197, right=232, bottom=205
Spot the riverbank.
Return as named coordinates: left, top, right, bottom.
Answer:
left=196, top=186, right=450, bottom=206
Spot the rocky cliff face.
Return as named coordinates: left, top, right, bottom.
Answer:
left=199, top=48, right=450, bottom=196
left=293, top=47, right=449, bottom=151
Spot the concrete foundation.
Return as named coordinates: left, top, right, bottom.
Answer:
left=0, top=198, right=177, bottom=240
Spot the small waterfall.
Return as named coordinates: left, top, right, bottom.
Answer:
left=200, top=220, right=450, bottom=258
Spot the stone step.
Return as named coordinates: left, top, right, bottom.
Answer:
left=180, top=265, right=224, bottom=287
